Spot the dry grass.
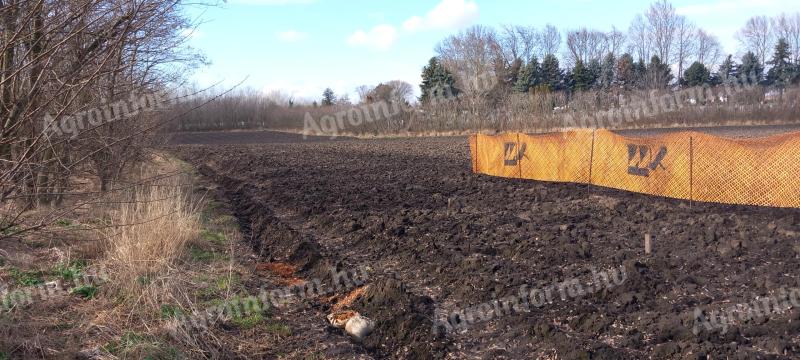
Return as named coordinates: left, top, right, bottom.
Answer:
left=0, top=152, right=298, bottom=358
left=0, top=151, right=328, bottom=358
left=101, top=160, right=202, bottom=309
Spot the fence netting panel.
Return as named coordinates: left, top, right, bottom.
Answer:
left=470, top=129, right=800, bottom=208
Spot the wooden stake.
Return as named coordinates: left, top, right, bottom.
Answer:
left=644, top=234, right=652, bottom=255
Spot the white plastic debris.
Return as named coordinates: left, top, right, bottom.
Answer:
left=344, top=314, right=375, bottom=341
left=327, top=310, right=376, bottom=341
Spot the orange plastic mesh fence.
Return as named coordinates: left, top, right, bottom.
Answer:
left=519, top=130, right=594, bottom=183
left=468, top=135, right=478, bottom=173
left=470, top=129, right=800, bottom=208
left=590, top=129, right=692, bottom=201
left=691, top=131, right=800, bottom=207
left=474, top=133, right=524, bottom=179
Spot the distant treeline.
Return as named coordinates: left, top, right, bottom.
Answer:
left=170, top=1, right=800, bottom=135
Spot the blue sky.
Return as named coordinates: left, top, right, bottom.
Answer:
left=186, top=0, right=796, bottom=102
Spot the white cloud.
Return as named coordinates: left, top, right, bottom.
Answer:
left=346, top=25, right=398, bottom=51
left=402, top=0, right=479, bottom=32
left=228, top=0, right=314, bottom=5
left=276, top=30, right=307, bottom=43
left=344, top=0, right=477, bottom=51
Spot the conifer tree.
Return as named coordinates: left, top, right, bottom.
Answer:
left=514, top=61, right=533, bottom=93
left=599, top=53, right=616, bottom=89
left=645, top=55, right=672, bottom=89
left=572, top=60, right=598, bottom=91
left=683, top=62, right=710, bottom=86
left=739, top=51, right=764, bottom=83
left=419, top=57, right=459, bottom=103
left=766, top=38, right=796, bottom=86
left=717, top=55, right=738, bottom=83
left=615, top=53, right=635, bottom=89
left=321, top=88, right=336, bottom=106
left=540, top=54, right=563, bottom=91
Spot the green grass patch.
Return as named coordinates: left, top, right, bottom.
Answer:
left=211, top=295, right=270, bottom=329
left=71, top=285, right=98, bottom=299
left=160, top=304, right=185, bottom=320
left=103, top=332, right=145, bottom=355
left=120, top=331, right=145, bottom=348
left=0, top=219, right=20, bottom=237
left=0, top=225, right=20, bottom=236
left=8, top=267, right=44, bottom=286
left=215, top=273, right=240, bottom=291
left=102, top=341, right=122, bottom=355
left=200, top=229, right=226, bottom=245
left=195, top=273, right=241, bottom=300
left=2, top=289, right=31, bottom=311
left=194, top=278, right=219, bottom=300
left=54, top=218, right=72, bottom=227
left=200, top=201, right=223, bottom=223
left=50, top=321, right=77, bottom=331
left=51, top=260, right=87, bottom=282
left=206, top=200, right=222, bottom=211
left=195, top=286, right=218, bottom=300
left=188, top=245, right=220, bottom=263
left=265, top=321, right=292, bottom=336
left=54, top=219, right=84, bottom=230
left=137, top=274, right=153, bottom=285
left=230, top=312, right=265, bottom=329
left=102, top=332, right=181, bottom=358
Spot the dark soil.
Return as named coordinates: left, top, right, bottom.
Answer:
left=170, top=130, right=800, bottom=359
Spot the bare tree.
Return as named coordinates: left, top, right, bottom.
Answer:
left=356, top=85, right=375, bottom=103
left=362, top=81, right=414, bottom=104
left=628, top=14, right=651, bottom=61
left=606, top=26, right=627, bottom=58
left=337, top=94, right=352, bottom=106
left=386, top=80, right=415, bottom=103
left=499, top=24, right=537, bottom=63
left=538, top=24, right=562, bottom=58
left=645, top=0, right=679, bottom=64
left=565, top=28, right=608, bottom=67
left=0, top=0, right=210, bottom=235
left=673, top=16, right=696, bottom=81
left=435, top=25, right=501, bottom=94
left=772, top=12, right=800, bottom=63
left=695, top=29, right=722, bottom=69
left=264, top=90, right=294, bottom=106
left=737, top=16, right=774, bottom=65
